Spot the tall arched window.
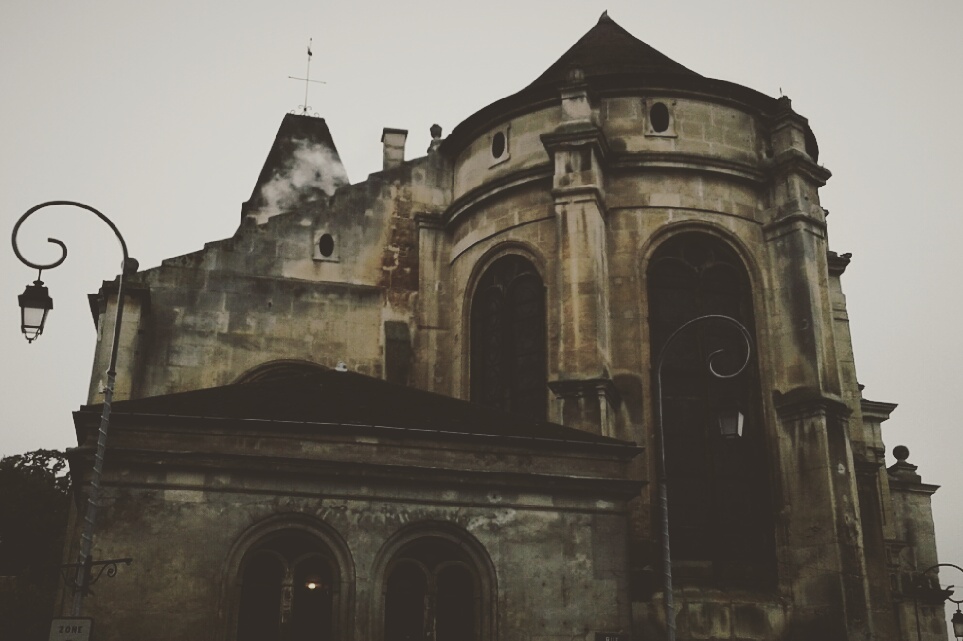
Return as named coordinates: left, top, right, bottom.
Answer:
left=383, top=537, right=479, bottom=641
left=470, top=254, right=547, bottom=420
left=237, top=531, right=339, bottom=641
left=647, top=234, right=774, bottom=587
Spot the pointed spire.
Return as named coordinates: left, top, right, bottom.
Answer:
left=525, top=12, right=700, bottom=91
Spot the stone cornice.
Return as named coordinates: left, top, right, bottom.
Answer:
left=887, top=477, right=941, bottom=496
left=73, top=409, right=641, bottom=458
left=87, top=280, right=152, bottom=326
left=68, top=444, right=645, bottom=502
left=548, top=377, right=621, bottom=406
left=540, top=123, right=611, bottom=164
left=549, top=185, right=608, bottom=216
left=761, top=209, right=828, bottom=241
left=444, top=164, right=553, bottom=229
left=414, top=211, right=444, bottom=231
left=853, top=457, right=885, bottom=478
left=860, top=398, right=898, bottom=423
left=768, top=148, right=832, bottom=186
left=609, top=151, right=766, bottom=184
left=772, top=387, right=851, bottom=420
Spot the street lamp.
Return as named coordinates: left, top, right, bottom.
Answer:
left=914, top=563, right=963, bottom=640
left=18, top=278, right=53, bottom=342
left=653, top=314, right=752, bottom=641
left=717, top=407, right=745, bottom=439
left=11, top=201, right=135, bottom=617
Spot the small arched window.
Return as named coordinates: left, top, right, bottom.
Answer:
left=647, top=234, right=774, bottom=587
left=384, top=538, right=479, bottom=641
left=470, top=255, right=547, bottom=420
left=237, top=531, right=339, bottom=641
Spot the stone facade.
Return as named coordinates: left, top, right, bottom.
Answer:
left=65, top=13, right=948, bottom=641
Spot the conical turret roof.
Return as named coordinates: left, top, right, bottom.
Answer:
left=443, top=12, right=782, bottom=155
left=525, top=11, right=700, bottom=90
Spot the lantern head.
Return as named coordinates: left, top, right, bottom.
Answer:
left=18, top=280, right=53, bottom=343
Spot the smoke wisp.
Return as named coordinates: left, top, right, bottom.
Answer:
left=259, top=140, right=349, bottom=218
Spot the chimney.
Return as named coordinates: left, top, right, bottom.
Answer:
left=382, top=128, right=408, bottom=170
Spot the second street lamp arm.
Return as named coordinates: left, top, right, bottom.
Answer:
left=653, top=313, right=752, bottom=641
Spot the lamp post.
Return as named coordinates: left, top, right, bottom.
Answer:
left=12, top=200, right=135, bottom=617
left=653, top=314, right=752, bottom=641
left=914, top=563, right=963, bottom=640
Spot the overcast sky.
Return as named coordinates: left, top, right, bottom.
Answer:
left=2, top=0, right=961, bottom=628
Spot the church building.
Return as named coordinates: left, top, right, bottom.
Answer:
left=62, top=13, right=948, bottom=641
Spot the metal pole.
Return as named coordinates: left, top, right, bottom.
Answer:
left=12, top=201, right=131, bottom=617
left=653, top=314, right=752, bottom=641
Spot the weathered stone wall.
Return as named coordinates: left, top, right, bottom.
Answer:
left=432, top=74, right=908, bottom=637
left=889, top=452, right=946, bottom=641
left=88, top=137, right=453, bottom=401
left=67, top=416, right=636, bottom=641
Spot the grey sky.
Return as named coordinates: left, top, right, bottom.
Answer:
left=2, top=0, right=961, bottom=628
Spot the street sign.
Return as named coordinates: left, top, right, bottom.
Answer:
left=49, top=618, right=93, bottom=641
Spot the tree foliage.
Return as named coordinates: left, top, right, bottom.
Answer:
left=0, top=449, right=71, bottom=638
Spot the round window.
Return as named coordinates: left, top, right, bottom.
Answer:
left=318, top=233, right=335, bottom=258
left=491, top=132, right=506, bottom=159
left=650, top=102, right=670, bottom=133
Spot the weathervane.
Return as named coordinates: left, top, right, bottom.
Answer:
left=289, top=38, right=326, bottom=117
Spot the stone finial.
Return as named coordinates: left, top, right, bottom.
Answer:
left=428, top=124, right=443, bottom=153
left=888, top=445, right=922, bottom=483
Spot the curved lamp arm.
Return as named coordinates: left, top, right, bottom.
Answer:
left=12, top=200, right=129, bottom=271
left=653, top=313, right=752, bottom=641
left=11, top=200, right=133, bottom=617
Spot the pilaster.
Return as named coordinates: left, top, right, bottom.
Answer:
left=413, top=211, right=450, bottom=395
left=887, top=448, right=947, bottom=641
left=773, top=388, right=875, bottom=639
left=763, top=97, right=840, bottom=399
left=86, top=280, right=151, bottom=405
left=541, top=70, right=614, bottom=434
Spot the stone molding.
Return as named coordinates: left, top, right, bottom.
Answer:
left=444, top=164, right=553, bottom=227
left=547, top=376, right=621, bottom=407
left=87, top=280, right=152, bottom=325
left=772, top=386, right=851, bottom=421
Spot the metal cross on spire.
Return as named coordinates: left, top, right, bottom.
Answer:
left=288, top=38, right=326, bottom=116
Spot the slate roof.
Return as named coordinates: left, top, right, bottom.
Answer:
left=77, top=369, right=633, bottom=448
left=442, top=12, right=783, bottom=155
left=242, top=113, right=348, bottom=213
left=525, top=11, right=700, bottom=90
